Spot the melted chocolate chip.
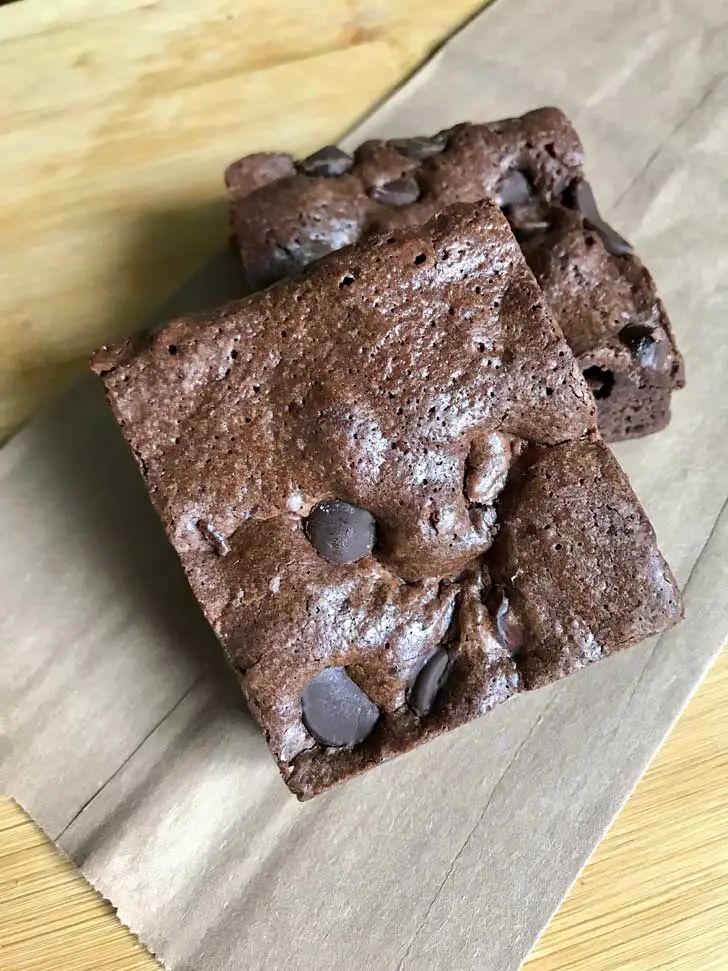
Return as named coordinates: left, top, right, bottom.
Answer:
left=496, top=170, right=533, bottom=208
left=198, top=520, right=230, bottom=556
left=571, top=179, right=604, bottom=222
left=305, top=500, right=376, bottom=564
left=298, top=146, right=353, bottom=177
left=388, top=134, right=446, bottom=161
left=408, top=648, right=451, bottom=717
left=369, top=175, right=420, bottom=207
left=572, top=180, right=633, bottom=256
left=301, top=667, right=379, bottom=747
left=487, top=587, right=523, bottom=653
left=619, top=324, right=668, bottom=370
left=586, top=218, right=632, bottom=257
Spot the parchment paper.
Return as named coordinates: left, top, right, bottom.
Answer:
left=2, top=1, right=728, bottom=968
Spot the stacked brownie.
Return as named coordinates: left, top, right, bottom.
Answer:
left=93, top=198, right=682, bottom=798
left=226, top=108, right=684, bottom=441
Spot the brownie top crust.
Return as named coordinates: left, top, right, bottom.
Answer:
left=93, top=201, right=681, bottom=797
left=226, top=107, right=583, bottom=291
left=226, top=106, right=684, bottom=442
left=96, top=201, right=596, bottom=579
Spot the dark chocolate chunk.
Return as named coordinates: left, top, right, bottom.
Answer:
left=369, top=175, right=420, bottom=207
left=298, top=146, right=353, bottom=177
left=496, top=170, right=532, bottom=208
left=198, top=520, right=230, bottom=556
left=301, top=667, right=380, bottom=747
left=572, top=180, right=633, bottom=257
left=388, top=134, right=446, bottom=161
left=583, top=365, right=615, bottom=400
left=487, top=587, right=524, bottom=652
left=619, top=324, right=668, bottom=371
left=585, top=218, right=632, bottom=257
left=639, top=338, right=668, bottom=372
left=305, top=499, right=376, bottom=564
left=408, top=648, right=451, bottom=717
left=571, top=179, right=605, bottom=221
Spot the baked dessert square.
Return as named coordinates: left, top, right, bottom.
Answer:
left=226, top=107, right=684, bottom=441
left=93, top=202, right=682, bottom=798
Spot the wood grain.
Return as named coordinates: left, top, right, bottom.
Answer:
left=0, top=800, right=156, bottom=971
left=2, top=2, right=728, bottom=970
left=0, top=0, right=485, bottom=441
left=527, top=644, right=728, bottom=971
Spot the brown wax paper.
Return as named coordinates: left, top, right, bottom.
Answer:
left=2, top=0, right=728, bottom=968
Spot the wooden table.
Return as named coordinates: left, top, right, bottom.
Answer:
left=2, top=3, right=727, bottom=969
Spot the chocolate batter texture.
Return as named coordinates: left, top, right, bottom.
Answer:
left=226, top=107, right=684, bottom=441
left=93, top=203, right=682, bottom=798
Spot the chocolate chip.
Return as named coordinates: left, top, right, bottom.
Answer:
left=298, top=146, right=353, bottom=177
left=619, top=324, right=668, bottom=370
left=369, top=175, right=420, bottom=207
left=586, top=219, right=633, bottom=257
left=571, top=179, right=602, bottom=222
left=640, top=339, right=668, bottom=371
left=408, top=648, right=451, bottom=717
left=572, top=180, right=633, bottom=256
left=305, top=500, right=376, bottom=564
left=487, top=587, right=523, bottom=653
left=388, top=134, right=446, bottom=161
left=301, top=668, right=379, bottom=747
left=198, top=520, right=230, bottom=556
left=496, top=170, right=533, bottom=208
left=583, top=365, right=615, bottom=400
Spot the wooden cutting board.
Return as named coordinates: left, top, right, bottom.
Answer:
left=2, top=3, right=728, bottom=970
left=0, top=0, right=484, bottom=441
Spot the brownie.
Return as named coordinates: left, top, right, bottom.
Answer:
left=92, top=202, right=682, bottom=798
left=226, top=107, right=684, bottom=441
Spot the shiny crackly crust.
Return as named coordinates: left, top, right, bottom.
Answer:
left=93, top=202, right=682, bottom=798
left=226, top=106, right=684, bottom=442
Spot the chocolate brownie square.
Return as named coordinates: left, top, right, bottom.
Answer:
left=93, top=202, right=682, bottom=798
left=226, top=107, right=684, bottom=441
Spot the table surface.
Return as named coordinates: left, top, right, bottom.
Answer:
left=2, top=3, right=728, bottom=970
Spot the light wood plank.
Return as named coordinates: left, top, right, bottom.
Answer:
left=0, top=0, right=485, bottom=440
left=0, top=800, right=159, bottom=970
left=525, top=644, right=728, bottom=971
